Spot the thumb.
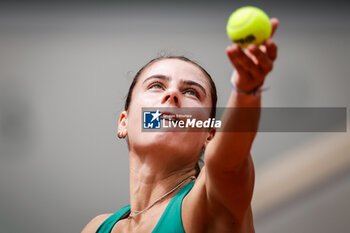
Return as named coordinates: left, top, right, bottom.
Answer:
left=270, top=18, right=279, bottom=38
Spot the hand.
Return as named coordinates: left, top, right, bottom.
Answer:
left=226, top=18, right=279, bottom=93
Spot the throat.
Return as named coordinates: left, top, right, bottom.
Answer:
left=129, top=175, right=196, bottom=218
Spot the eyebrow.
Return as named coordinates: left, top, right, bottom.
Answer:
left=143, top=74, right=207, bottom=96
left=142, top=74, right=170, bottom=84
left=183, top=80, right=207, bottom=96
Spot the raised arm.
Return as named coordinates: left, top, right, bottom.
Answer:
left=204, top=17, right=279, bottom=218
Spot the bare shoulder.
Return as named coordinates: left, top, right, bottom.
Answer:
left=81, top=213, right=113, bottom=233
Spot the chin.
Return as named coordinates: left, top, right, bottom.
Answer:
left=142, top=131, right=192, bottom=149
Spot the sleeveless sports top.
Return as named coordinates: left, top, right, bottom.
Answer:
left=96, top=181, right=195, bottom=233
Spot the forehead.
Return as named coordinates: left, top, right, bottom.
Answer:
left=140, top=58, right=209, bottom=85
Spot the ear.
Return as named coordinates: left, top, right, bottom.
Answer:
left=117, top=111, right=128, bottom=138
left=203, top=128, right=216, bottom=149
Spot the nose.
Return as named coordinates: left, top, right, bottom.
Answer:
left=162, top=89, right=181, bottom=107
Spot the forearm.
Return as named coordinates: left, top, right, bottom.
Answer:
left=205, top=91, right=261, bottom=171
left=203, top=91, right=259, bottom=217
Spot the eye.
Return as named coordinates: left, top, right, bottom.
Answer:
left=148, top=82, right=164, bottom=90
left=183, top=88, right=200, bottom=98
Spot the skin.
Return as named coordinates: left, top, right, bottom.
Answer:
left=82, top=18, right=279, bottom=233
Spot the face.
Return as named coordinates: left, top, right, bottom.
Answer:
left=119, top=59, right=215, bottom=164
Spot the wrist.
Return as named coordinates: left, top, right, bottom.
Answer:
left=230, top=80, right=269, bottom=98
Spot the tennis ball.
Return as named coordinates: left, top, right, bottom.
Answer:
left=226, top=6, right=271, bottom=48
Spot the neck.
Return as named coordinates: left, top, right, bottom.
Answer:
left=128, top=150, right=196, bottom=215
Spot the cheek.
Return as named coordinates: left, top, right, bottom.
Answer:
left=132, top=91, right=161, bottom=108
left=178, top=133, right=208, bottom=158
left=126, top=103, right=142, bottom=139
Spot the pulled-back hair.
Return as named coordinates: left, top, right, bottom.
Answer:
left=124, top=56, right=217, bottom=119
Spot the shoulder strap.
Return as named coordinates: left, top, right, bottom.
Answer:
left=152, top=182, right=195, bottom=233
left=96, top=205, right=130, bottom=233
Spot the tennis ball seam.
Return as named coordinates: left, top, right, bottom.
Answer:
left=226, top=6, right=271, bottom=48
left=227, top=11, right=256, bottom=31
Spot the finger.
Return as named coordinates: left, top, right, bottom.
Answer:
left=233, top=62, right=253, bottom=83
left=226, top=45, right=253, bottom=71
left=247, top=44, right=273, bottom=73
left=270, top=18, right=279, bottom=38
left=226, top=45, right=243, bottom=69
left=265, top=39, right=278, bottom=61
left=232, top=62, right=264, bottom=92
left=236, top=49, right=264, bottom=79
left=227, top=45, right=264, bottom=80
left=226, top=44, right=240, bottom=64
left=226, top=45, right=253, bottom=79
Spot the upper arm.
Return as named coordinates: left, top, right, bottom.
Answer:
left=205, top=151, right=255, bottom=216
left=182, top=159, right=255, bottom=232
left=81, top=214, right=112, bottom=233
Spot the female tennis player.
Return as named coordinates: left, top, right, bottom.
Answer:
left=82, top=18, right=279, bottom=233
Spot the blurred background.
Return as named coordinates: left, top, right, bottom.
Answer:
left=0, top=0, right=349, bottom=232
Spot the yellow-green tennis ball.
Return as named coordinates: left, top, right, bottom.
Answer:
left=226, top=6, right=272, bottom=48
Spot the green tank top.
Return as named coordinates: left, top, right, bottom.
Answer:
left=96, top=181, right=195, bottom=233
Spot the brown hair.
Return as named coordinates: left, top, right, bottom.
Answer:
left=125, top=56, right=217, bottom=118
left=124, top=56, right=217, bottom=176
